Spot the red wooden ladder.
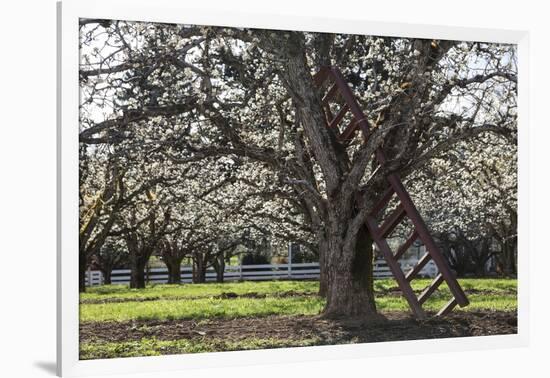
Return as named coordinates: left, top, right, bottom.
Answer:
left=313, top=66, right=469, bottom=319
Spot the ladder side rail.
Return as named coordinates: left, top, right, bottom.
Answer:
left=386, top=173, right=469, bottom=307
left=312, top=66, right=330, bottom=86
left=437, top=298, right=458, bottom=317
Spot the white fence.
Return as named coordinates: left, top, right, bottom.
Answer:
left=85, top=259, right=437, bottom=286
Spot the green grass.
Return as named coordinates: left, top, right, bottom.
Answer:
left=376, top=294, right=516, bottom=312
left=80, top=279, right=517, bottom=323
left=80, top=278, right=517, bottom=359
left=80, top=296, right=325, bottom=322
left=81, top=280, right=318, bottom=303
left=80, top=337, right=320, bottom=360
left=375, top=278, right=517, bottom=293
left=81, top=278, right=516, bottom=302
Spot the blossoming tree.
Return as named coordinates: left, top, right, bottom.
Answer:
left=79, top=20, right=517, bottom=318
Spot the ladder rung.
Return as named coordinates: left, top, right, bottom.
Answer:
left=370, top=186, right=394, bottom=216
left=323, top=103, right=334, bottom=125
left=322, top=84, right=338, bottom=104
left=329, top=68, right=371, bottom=136
left=365, top=216, right=426, bottom=320
left=338, top=118, right=358, bottom=141
left=437, top=297, right=458, bottom=317
left=405, top=252, right=432, bottom=281
left=417, top=273, right=444, bottom=305
left=329, top=104, right=349, bottom=129
left=387, top=173, right=469, bottom=308
left=379, top=204, right=406, bottom=238
left=394, top=230, right=418, bottom=260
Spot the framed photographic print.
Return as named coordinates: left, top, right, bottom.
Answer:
left=58, top=0, right=529, bottom=376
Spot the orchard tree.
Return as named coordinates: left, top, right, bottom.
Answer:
left=104, top=155, right=176, bottom=289
left=154, top=157, right=269, bottom=284
left=93, top=237, right=128, bottom=284
left=79, top=150, right=124, bottom=291
left=411, top=133, right=517, bottom=275
left=115, top=179, right=172, bottom=289
left=158, top=234, right=188, bottom=284
left=79, top=20, right=517, bottom=318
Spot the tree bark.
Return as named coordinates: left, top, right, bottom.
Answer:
left=130, top=250, right=149, bottom=289
left=79, top=251, right=87, bottom=293
left=193, top=255, right=207, bottom=283
left=473, top=240, right=489, bottom=277
left=130, top=259, right=147, bottom=289
left=318, top=242, right=328, bottom=297
left=101, top=267, right=112, bottom=285
left=322, top=226, right=379, bottom=319
left=165, top=261, right=175, bottom=284
left=502, top=238, right=517, bottom=276
left=165, top=259, right=183, bottom=284
left=213, top=254, right=225, bottom=283
left=172, top=263, right=183, bottom=284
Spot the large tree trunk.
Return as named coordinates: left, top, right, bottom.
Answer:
left=322, top=226, right=378, bottom=319
left=266, top=32, right=382, bottom=320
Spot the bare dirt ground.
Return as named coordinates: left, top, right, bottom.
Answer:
left=80, top=310, right=517, bottom=346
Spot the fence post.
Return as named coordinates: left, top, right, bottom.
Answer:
left=288, top=242, right=292, bottom=278
left=86, top=268, right=92, bottom=287
left=239, top=264, right=243, bottom=280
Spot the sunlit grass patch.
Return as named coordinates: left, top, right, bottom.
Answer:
left=80, top=278, right=517, bottom=322
left=80, top=280, right=319, bottom=303
left=80, top=296, right=326, bottom=322
left=374, top=278, right=517, bottom=294
left=375, top=278, right=517, bottom=312
left=376, top=294, right=517, bottom=312
left=81, top=278, right=517, bottom=304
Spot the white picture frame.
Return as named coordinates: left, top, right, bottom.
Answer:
left=57, top=0, right=529, bottom=376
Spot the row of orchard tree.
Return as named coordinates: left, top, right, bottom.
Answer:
left=79, top=20, right=517, bottom=318
left=79, top=145, right=315, bottom=291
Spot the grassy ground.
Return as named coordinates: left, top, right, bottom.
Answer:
left=81, top=280, right=318, bottom=302
left=80, top=278, right=517, bottom=359
left=80, top=337, right=321, bottom=359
